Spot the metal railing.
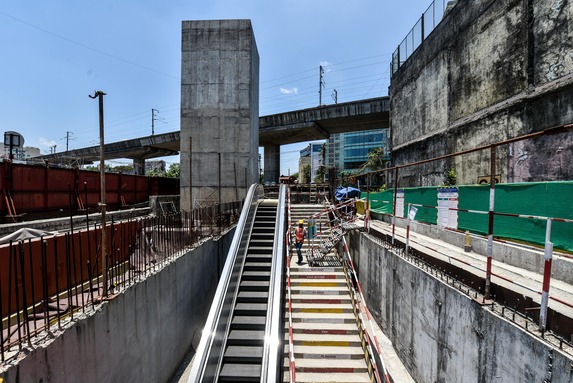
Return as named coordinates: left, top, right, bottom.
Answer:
left=364, top=230, right=573, bottom=358
left=0, top=200, right=243, bottom=363
left=391, top=0, right=455, bottom=76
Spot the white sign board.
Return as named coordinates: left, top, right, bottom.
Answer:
left=408, top=205, right=418, bottom=221
left=396, top=189, right=405, bottom=217
left=437, top=187, right=458, bottom=229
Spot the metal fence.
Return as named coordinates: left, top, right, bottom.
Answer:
left=391, top=0, right=454, bottom=76
left=0, top=201, right=242, bottom=362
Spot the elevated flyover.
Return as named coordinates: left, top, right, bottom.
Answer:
left=33, top=97, right=389, bottom=179
left=258, top=97, right=389, bottom=146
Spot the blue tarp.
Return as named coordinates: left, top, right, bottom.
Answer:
left=334, top=186, right=361, bottom=201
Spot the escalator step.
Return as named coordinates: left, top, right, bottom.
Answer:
left=240, top=280, right=270, bottom=290
left=227, top=329, right=265, bottom=346
left=234, top=302, right=267, bottom=315
left=219, top=363, right=260, bottom=382
left=237, top=291, right=269, bottom=302
left=231, top=315, right=266, bottom=330
left=224, top=345, right=263, bottom=363
left=243, top=262, right=271, bottom=271
left=242, top=271, right=271, bottom=280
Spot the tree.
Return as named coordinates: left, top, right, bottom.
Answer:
left=314, top=165, right=325, bottom=183
left=166, top=163, right=180, bottom=178
left=443, top=168, right=457, bottom=186
left=360, top=147, right=388, bottom=171
left=111, top=165, right=134, bottom=174
left=147, top=168, right=166, bottom=177
left=291, top=172, right=299, bottom=181
left=302, top=165, right=311, bottom=183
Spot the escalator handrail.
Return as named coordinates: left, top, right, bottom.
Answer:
left=187, top=183, right=263, bottom=383
left=261, top=184, right=287, bottom=382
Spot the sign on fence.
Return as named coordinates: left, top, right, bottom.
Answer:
left=437, top=187, right=458, bottom=229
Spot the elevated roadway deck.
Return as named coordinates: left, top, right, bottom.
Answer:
left=33, top=97, right=389, bottom=178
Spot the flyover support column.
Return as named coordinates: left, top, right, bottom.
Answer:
left=180, top=20, right=259, bottom=211
left=263, top=144, right=280, bottom=185
left=133, top=159, right=145, bottom=175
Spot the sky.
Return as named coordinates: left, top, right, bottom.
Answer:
left=0, top=0, right=432, bottom=175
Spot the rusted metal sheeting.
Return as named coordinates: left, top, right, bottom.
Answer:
left=0, top=219, right=138, bottom=318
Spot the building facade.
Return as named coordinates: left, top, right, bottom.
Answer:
left=325, top=128, right=390, bottom=176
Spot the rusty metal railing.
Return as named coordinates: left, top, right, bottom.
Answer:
left=0, top=200, right=242, bottom=363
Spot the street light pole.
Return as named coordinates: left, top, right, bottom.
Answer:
left=89, top=90, right=108, bottom=297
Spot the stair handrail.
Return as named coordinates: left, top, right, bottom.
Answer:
left=187, top=183, right=262, bottom=382
left=284, top=187, right=297, bottom=383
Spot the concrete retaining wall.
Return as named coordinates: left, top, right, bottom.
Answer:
left=348, top=230, right=573, bottom=382
left=390, top=0, right=573, bottom=185
left=0, top=229, right=234, bottom=383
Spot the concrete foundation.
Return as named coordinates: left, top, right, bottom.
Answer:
left=390, top=0, right=573, bottom=185
left=347, top=230, right=573, bottom=382
left=180, top=20, right=259, bottom=211
left=0, top=230, right=234, bottom=383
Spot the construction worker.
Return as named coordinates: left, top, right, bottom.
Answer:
left=294, top=219, right=308, bottom=265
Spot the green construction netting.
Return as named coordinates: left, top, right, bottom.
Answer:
left=363, top=182, right=573, bottom=252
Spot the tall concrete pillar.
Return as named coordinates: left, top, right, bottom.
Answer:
left=180, top=20, right=259, bottom=211
left=133, top=159, right=145, bottom=175
left=263, top=144, right=280, bottom=184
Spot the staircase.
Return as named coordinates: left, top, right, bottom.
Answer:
left=284, top=204, right=373, bottom=383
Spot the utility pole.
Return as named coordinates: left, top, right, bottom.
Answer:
left=152, top=108, right=158, bottom=135
left=319, top=65, right=325, bottom=106
left=332, top=89, right=338, bottom=104
left=64, top=131, right=74, bottom=152
left=89, top=90, right=108, bottom=297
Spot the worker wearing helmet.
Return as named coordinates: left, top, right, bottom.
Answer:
left=294, top=220, right=308, bottom=265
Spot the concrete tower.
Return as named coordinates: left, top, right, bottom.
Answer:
left=180, top=20, right=260, bottom=211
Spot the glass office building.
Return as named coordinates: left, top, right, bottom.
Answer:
left=325, top=129, right=390, bottom=175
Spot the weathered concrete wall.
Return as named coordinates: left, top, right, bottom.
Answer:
left=348, top=230, right=573, bottom=382
left=180, top=20, right=259, bottom=211
left=390, top=0, right=573, bottom=186
left=0, top=230, right=234, bottom=383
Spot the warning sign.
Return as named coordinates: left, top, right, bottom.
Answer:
left=437, top=187, right=458, bottom=229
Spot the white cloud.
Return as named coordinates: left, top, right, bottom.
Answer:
left=280, top=87, right=298, bottom=94
left=39, top=138, right=57, bottom=148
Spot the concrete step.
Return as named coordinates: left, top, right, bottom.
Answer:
left=284, top=344, right=366, bottom=360
left=290, top=285, right=348, bottom=295
left=290, top=279, right=347, bottom=287
left=283, top=357, right=368, bottom=372
left=289, top=311, right=356, bottom=324
left=290, top=296, right=352, bottom=304
left=290, top=303, right=354, bottom=314
left=286, top=372, right=371, bottom=383
left=290, top=271, right=346, bottom=279
left=291, top=333, right=363, bottom=347
left=288, top=322, right=359, bottom=335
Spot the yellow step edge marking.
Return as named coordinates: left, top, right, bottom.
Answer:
left=297, top=282, right=342, bottom=287
left=299, top=307, right=345, bottom=313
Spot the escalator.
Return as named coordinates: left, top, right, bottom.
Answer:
left=188, top=184, right=286, bottom=382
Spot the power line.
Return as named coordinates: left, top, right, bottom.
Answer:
left=0, top=9, right=179, bottom=80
